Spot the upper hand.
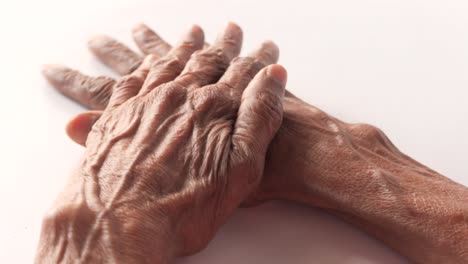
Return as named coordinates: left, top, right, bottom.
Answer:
left=38, top=23, right=287, bottom=263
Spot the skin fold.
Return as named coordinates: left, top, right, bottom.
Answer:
left=40, top=23, right=468, bottom=263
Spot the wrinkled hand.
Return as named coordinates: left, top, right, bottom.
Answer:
left=43, top=23, right=421, bottom=210
left=37, top=23, right=287, bottom=263
left=41, top=23, right=466, bottom=264
left=40, top=24, right=315, bottom=206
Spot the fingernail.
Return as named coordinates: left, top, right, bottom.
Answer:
left=267, top=64, right=287, bottom=86
left=224, top=22, right=240, bottom=32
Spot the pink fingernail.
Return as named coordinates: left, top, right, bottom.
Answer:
left=267, top=64, right=287, bottom=86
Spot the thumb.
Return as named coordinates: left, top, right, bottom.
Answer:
left=66, top=111, right=102, bottom=146
left=232, top=64, right=287, bottom=175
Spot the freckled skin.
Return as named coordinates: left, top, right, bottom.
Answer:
left=40, top=24, right=468, bottom=263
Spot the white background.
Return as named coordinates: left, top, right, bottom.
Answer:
left=1, top=0, right=467, bottom=263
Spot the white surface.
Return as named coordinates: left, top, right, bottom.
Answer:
left=1, top=0, right=467, bottom=263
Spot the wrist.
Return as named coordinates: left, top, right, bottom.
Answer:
left=110, top=204, right=176, bottom=264
left=246, top=100, right=348, bottom=207
left=36, top=171, right=177, bottom=264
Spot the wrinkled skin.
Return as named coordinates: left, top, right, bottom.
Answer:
left=44, top=23, right=432, bottom=209
left=37, top=23, right=288, bottom=263
left=41, top=23, right=345, bottom=207
left=42, top=23, right=468, bottom=263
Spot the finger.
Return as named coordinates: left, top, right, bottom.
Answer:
left=66, top=111, right=102, bottom=146
left=139, top=24, right=204, bottom=95
left=42, top=65, right=115, bottom=110
left=88, top=35, right=143, bottom=75
left=132, top=23, right=172, bottom=56
left=218, top=41, right=279, bottom=95
left=107, top=55, right=156, bottom=107
left=247, top=40, right=279, bottom=66
left=177, top=22, right=243, bottom=88
left=231, top=64, right=287, bottom=173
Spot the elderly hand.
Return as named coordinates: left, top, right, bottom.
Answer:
left=43, top=23, right=427, bottom=210
left=40, top=24, right=323, bottom=207
left=41, top=23, right=468, bottom=264
left=36, top=23, right=287, bottom=263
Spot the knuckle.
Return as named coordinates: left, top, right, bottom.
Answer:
left=165, top=56, right=184, bottom=72
left=350, top=123, right=385, bottom=142
left=232, top=56, right=264, bottom=79
left=115, top=75, right=142, bottom=91
left=193, top=47, right=230, bottom=67
left=214, top=81, right=234, bottom=91
left=192, top=87, right=220, bottom=110
left=216, top=82, right=241, bottom=98
left=143, top=57, right=184, bottom=89
left=155, top=56, right=184, bottom=73
left=155, top=83, right=186, bottom=103
left=178, top=71, right=204, bottom=85
left=192, top=87, right=235, bottom=115
left=308, top=106, right=328, bottom=120
left=211, top=47, right=230, bottom=64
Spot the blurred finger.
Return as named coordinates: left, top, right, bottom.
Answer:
left=88, top=35, right=142, bottom=75
left=66, top=111, right=102, bottom=146
left=42, top=65, right=115, bottom=110
left=139, top=24, right=204, bottom=95
left=177, top=22, right=243, bottom=88
left=132, top=23, right=172, bottom=56
left=218, top=40, right=279, bottom=95
left=247, top=40, right=279, bottom=66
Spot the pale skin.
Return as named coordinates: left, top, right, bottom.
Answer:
left=39, top=23, right=468, bottom=263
